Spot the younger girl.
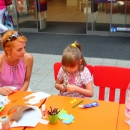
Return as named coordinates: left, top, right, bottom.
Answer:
left=55, top=41, right=94, bottom=98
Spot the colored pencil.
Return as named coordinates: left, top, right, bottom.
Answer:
left=39, top=98, right=47, bottom=108
left=72, top=100, right=83, bottom=108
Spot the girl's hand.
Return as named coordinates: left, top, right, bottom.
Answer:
left=61, top=85, right=67, bottom=92
left=0, top=87, right=15, bottom=96
left=66, top=85, right=77, bottom=93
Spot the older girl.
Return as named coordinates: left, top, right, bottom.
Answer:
left=0, top=30, right=33, bottom=95
left=55, top=41, right=94, bottom=98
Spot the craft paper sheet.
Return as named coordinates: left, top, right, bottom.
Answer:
left=11, top=106, right=42, bottom=127
left=23, top=92, right=51, bottom=105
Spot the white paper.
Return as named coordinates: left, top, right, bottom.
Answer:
left=9, top=86, right=17, bottom=90
left=0, top=122, right=2, bottom=129
left=23, top=92, right=51, bottom=105
left=0, top=86, right=17, bottom=107
left=2, top=86, right=17, bottom=90
left=39, top=119, right=49, bottom=125
left=11, top=106, right=42, bottom=127
left=0, top=95, right=10, bottom=107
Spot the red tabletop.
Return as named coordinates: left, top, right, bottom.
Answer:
left=117, top=104, right=130, bottom=130
left=26, top=95, right=119, bottom=130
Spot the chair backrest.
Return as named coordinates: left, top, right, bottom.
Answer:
left=93, top=65, right=130, bottom=104
left=54, top=62, right=93, bottom=81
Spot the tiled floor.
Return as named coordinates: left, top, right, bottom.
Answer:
left=30, top=52, right=130, bottom=102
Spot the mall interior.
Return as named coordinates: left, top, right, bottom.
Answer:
left=7, top=0, right=130, bottom=36
left=3, top=0, right=130, bottom=102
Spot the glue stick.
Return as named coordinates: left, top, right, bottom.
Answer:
left=42, top=104, right=46, bottom=118
left=0, top=115, right=10, bottom=130
left=79, top=102, right=98, bottom=108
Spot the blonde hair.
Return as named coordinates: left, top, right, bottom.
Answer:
left=2, top=30, right=27, bottom=55
left=62, top=41, right=86, bottom=71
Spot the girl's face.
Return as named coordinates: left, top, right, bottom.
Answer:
left=63, top=59, right=82, bottom=73
left=65, top=64, right=79, bottom=73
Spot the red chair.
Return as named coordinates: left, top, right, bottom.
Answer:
left=54, top=62, right=93, bottom=81
left=93, top=65, right=130, bottom=104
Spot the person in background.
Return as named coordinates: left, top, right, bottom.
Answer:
left=0, top=30, right=33, bottom=95
left=0, top=0, right=8, bottom=42
left=55, top=41, right=94, bottom=98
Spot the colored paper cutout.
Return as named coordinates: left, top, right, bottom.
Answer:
left=23, top=92, right=50, bottom=105
left=0, top=106, right=4, bottom=112
left=70, top=99, right=77, bottom=103
left=58, top=109, right=74, bottom=124
left=58, top=109, right=67, bottom=120
left=62, top=114, right=74, bottom=124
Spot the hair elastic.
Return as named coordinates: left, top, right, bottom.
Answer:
left=71, top=43, right=76, bottom=48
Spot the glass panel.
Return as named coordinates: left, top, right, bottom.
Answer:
left=126, top=1, right=130, bottom=32
left=87, top=0, right=111, bottom=31
left=7, top=0, right=18, bottom=29
left=111, top=0, right=130, bottom=34
left=41, top=0, right=86, bottom=34
left=37, top=0, right=47, bottom=31
left=7, top=0, right=38, bottom=31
